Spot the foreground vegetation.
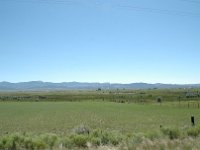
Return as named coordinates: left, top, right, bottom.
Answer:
left=0, top=89, right=200, bottom=149
left=1, top=125, right=200, bottom=150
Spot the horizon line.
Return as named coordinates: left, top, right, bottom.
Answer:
left=0, top=81, right=200, bottom=85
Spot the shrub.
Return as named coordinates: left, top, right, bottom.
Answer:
left=63, top=137, right=74, bottom=149
left=187, top=125, right=200, bottom=137
left=100, top=132, right=111, bottom=145
left=32, top=138, right=47, bottom=149
left=91, top=129, right=102, bottom=138
left=70, top=134, right=88, bottom=148
left=73, top=124, right=90, bottom=135
left=41, top=133, right=58, bottom=149
left=0, top=141, right=3, bottom=149
left=5, top=139, right=16, bottom=149
left=90, top=137, right=101, bottom=146
left=0, top=134, right=24, bottom=150
left=144, top=131, right=162, bottom=140
left=109, top=134, right=122, bottom=146
left=157, top=97, right=162, bottom=103
left=161, top=127, right=181, bottom=140
left=90, top=130, right=123, bottom=146
left=24, top=137, right=34, bottom=150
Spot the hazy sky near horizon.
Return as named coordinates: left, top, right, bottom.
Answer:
left=0, top=0, right=200, bottom=84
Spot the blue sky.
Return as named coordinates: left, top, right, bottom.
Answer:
left=0, top=0, right=200, bottom=84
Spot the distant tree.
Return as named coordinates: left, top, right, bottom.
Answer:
left=178, top=96, right=181, bottom=100
left=157, top=97, right=162, bottom=103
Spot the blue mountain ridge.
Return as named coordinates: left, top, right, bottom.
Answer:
left=0, top=81, right=200, bottom=90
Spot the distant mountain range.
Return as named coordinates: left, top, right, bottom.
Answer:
left=0, top=81, right=200, bottom=91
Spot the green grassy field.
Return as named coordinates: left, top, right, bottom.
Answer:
left=0, top=101, right=199, bottom=135
left=1, top=90, right=200, bottom=149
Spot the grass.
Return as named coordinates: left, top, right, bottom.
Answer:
left=1, top=88, right=200, bottom=102
left=1, top=128, right=200, bottom=150
left=1, top=89, right=200, bottom=149
left=0, top=101, right=199, bottom=135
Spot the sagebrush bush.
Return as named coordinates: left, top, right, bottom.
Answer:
left=187, top=125, right=200, bottom=137
left=0, top=134, right=24, bottom=150
left=41, top=133, right=58, bottom=149
left=144, top=130, right=162, bottom=140
left=3, top=126, right=200, bottom=150
left=161, top=127, right=181, bottom=139
left=90, top=129, right=123, bottom=146
left=73, top=124, right=90, bottom=135
left=0, top=133, right=59, bottom=150
left=100, top=132, right=110, bottom=145
left=24, top=137, right=34, bottom=150
left=63, top=137, right=74, bottom=149
left=32, top=138, right=47, bottom=149
left=91, top=129, right=102, bottom=138
left=90, top=137, right=101, bottom=146
left=70, top=134, right=88, bottom=148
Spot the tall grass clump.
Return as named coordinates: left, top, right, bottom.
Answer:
left=0, top=133, right=57, bottom=150
left=187, top=125, right=200, bottom=137
left=70, top=134, right=88, bottom=148
left=40, top=133, right=58, bottom=150
left=0, top=133, right=25, bottom=150
left=90, top=129, right=123, bottom=146
left=160, top=127, right=181, bottom=139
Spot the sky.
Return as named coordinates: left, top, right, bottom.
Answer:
left=0, top=0, right=200, bottom=84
